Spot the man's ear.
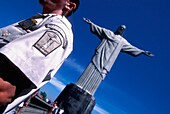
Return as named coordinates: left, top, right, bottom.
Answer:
left=70, top=2, right=76, bottom=11
left=63, top=2, right=76, bottom=16
left=65, top=2, right=76, bottom=12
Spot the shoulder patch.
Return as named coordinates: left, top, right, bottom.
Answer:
left=34, top=31, right=62, bottom=56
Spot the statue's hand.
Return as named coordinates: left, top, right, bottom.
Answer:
left=143, top=51, right=154, bottom=57
left=83, top=18, right=92, bottom=24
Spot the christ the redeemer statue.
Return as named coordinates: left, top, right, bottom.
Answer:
left=76, top=18, right=154, bottom=95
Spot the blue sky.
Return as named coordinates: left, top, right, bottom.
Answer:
left=0, top=0, right=170, bottom=114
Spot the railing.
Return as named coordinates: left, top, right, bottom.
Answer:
left=19, top=96, right=52, bottom=114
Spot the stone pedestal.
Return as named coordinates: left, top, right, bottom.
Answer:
left=55, top=83, right=95, bottom=114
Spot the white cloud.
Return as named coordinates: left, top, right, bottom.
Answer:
left=94, top=105, right=110, bottom=114
left=65, top=58, right=85, bottom=73
left=49, top=77, right=66, bottom=91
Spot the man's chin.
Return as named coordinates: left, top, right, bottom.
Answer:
left=39, top=0, right=48, bottom=4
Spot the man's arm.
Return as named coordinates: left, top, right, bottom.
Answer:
left=0, top=78, right=16, bottom=106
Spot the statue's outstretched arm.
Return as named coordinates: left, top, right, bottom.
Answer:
left=143, top=51, right=154, bottom=57
left=83, top=18, right=92, bottom=24
left=83, top=18, right=108, bottom=40
left=121, top=39, right=154, bottom=57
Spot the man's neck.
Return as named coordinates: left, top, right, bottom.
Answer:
left=42, top=8, right=63, bottom=15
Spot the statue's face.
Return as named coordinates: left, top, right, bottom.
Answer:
left=115, top=25, right=126, bottom=36
left=119, top=25, right=126, bottom=30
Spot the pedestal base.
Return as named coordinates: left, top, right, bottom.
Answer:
left=55, top=83, right=95, bottom=114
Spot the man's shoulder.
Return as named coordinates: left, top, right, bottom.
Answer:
left=49, top=15, right=72, bottom=29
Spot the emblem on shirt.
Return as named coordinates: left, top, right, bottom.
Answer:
left=18, top=19, right=37, bottom=30
left=34, top=31, right=62, bottom=56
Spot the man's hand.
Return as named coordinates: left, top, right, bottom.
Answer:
left=143, top=51, right=154, bottom=57
left=83, top=18, right=92, bottom=24
left=0, top=77, right=16, bottom=106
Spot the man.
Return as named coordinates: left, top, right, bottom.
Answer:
left=0, top=0, right=80, bottom=113
left=49, top=102, right=59, bottom=114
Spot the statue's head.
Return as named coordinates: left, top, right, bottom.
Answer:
left=115, top=25, right=126, bottom=36
left=119, top=25, right=126, bottom=30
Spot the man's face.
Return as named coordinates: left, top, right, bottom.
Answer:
left=47, top=0, right=69, bottom=7
left=40, top=0, right=68, bottom=13
left=40, top=0, right=76, bottom=16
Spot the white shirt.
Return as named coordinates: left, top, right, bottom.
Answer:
left=0, top=14, right=73, bottom=86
